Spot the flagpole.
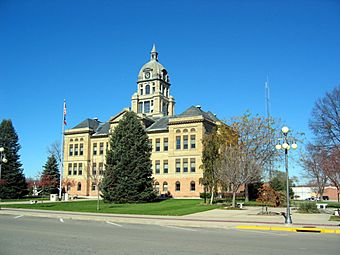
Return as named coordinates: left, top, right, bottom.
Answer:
left=59, top=99, right=66, bottom=200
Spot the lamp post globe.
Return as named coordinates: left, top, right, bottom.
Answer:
left=282, top=126, right=289, bottom=134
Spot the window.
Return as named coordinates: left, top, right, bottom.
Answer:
left=77, top=182, right=82, bottom=191
left=140, top=85, right=143, bottom=95
left=154, top=182, right=160, bottom=194
left=190, top=158, right=196, bottom=172
left=176, top=136, right=181, bottom=150
left=190, top=181, right=196, bottom=191
left=148, top=139, right=153, bottom=151
left=93, top=143, right=97, bottom=155
left=69, top=144, right=73, bottom=156
left=175, top=181, right=180, bottom=191
left=92, top=163, right=97, bottom=175
left=145, top=85, right=150, bottom=94
left=68, top=163, right=72, bottom=175
left=163, top=138, right=168, bottom=151
left=155, top=160, right=160, bottom=174
left=163, top=160, right=168, bottom=174
left=78, top=163, right=83, bottom=175
left=152, top=86, right=155, bottom=93
left=73, top=163, right=77, bottom=175
left=155, top=139, right=160, bottom=152
left=183, top=135, right=188, bottom=149
left=163, top=182, right=168, bottom=192
left=176, top=159, right=181, bottom=173
left=99, top=163, right=104, bottom=175
left=138, top=102, right=143, bottom=113
left=190, top=135, right=196, bottom=149
left=99, top=143, right=104, bottom=155
left=80, top=143, right=84, bottom=156
left=183, top=159, right=188, bottom=173
left=144, top=101, right=150, bottom=113
left=91, top=182, right=96, bottom=191
left=74, top=144, right=79, bottom=156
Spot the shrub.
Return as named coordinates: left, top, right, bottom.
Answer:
left=298, top=203, right=319, bottom=213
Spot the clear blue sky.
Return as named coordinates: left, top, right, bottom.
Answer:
left=1, top=0, right=339, bottom=182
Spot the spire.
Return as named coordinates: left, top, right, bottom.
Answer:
left=150, top=43, right=158, bottom=61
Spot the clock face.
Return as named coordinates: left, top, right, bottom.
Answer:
left=145, top=72, right=150, bottom=79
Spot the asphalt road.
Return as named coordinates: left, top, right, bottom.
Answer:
left=0, top=214, right=339, bottom=255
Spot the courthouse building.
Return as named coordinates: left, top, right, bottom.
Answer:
left=63, top=45, right=221, bottom=198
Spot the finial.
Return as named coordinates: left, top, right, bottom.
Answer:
left=150, top=43, right=158, bottom=61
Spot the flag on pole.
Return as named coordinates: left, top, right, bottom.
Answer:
left=63, top=100, right=67, bottom=125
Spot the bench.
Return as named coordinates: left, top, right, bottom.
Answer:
left=236, top=202, right=244, bottom=209
left=316, top=203, right=327, bottom=209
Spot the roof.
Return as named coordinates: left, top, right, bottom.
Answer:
left=72, top=118, right=101, bottom=130
left=146, top=116, right=169, bottom=132
left=175, top=106, right=220, bottom=122
left=93, top=122, right=110, bottom=136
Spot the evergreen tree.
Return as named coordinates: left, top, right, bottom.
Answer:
left=40, top=154, right=60, bottom=195
left=101, top=111, right=156, bottom=203
left=0, top=119, right=28, bottom=199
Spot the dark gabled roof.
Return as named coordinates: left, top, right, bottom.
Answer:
left=72, top=118, right=101, bottom=130
left=175, top=106, right=219, bottom=122
left=93, top=122, right=110, bottom=136
left=146, top=116, right=169, bottom=132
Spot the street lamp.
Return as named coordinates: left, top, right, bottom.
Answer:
left=275, top=126, right=297, bottom=224
left=0, top=147, right=8, bottom=180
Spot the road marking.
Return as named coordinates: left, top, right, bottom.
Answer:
left=13, top=215, right=23, bottom=219
left=59, top=218, right=64, bottom=223
left=237, top=229, right=287, bottom=236
left=106, top=221, right=122, bottom=227
left=162, top=225, right=197, bottom=232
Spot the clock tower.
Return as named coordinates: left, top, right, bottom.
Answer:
left=131, top=45, right=175, bottom=117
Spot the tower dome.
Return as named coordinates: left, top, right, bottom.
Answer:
left=137, top=44, right=170, bottom=83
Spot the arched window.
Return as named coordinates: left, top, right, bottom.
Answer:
left=145, top=85, right=150, bottom=95
left=77, top=182, right=82, bottom=191
left=190, top=181, right=196, bottom=191
left=183, top=129, right=188, bottom=133
left=190, top=128, right=196, bottom=132
left=163, top=182, right=168, bottom=192
left=70, top=139, right=73, bottom=142
left=154, top=182, right=160, bottom=194
left=175, top=181, right=180, bottom=192
left=176, top=129, right=181, bottom=133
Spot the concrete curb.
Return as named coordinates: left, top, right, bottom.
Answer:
left=236, top=225, right=340, bottom=234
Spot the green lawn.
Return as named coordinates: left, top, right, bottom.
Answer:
left=3, top=199, right=221, bottom=216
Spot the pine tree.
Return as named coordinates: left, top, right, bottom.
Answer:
left=0, top=119, right=28, bottom=199
left=40, top=154, right=60, bottom=195
left=101, top=111, right=156, bottom=203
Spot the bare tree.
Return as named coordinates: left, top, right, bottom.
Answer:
left=301, top=144, right=328, bottom=200
left=309, top=85, right=340, bottom=149
left=47, top=141, right=62, bottom=164
left=218, top=144, right=261, bottom=207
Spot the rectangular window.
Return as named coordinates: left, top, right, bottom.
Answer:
left=80, top=143, right=84, bottom=156
left=163, top=160, right=168, bottom=174
left=68, top=163, right=72, bottom=175
left=144, top=101, right=150, bottom=113
left=99, top=163, right=104, bottom=175
left=156, top=139, right=160, bottom=152
left=92, top=182, right=96, bottom=191
left=69, top=144, right=73, bottom=156
left=78, top=163, right=83, bottom=175
left=138, top=102, right=143, bottom=113
left=73, top=163, right=77, bottom=175
left=148, top=139, right=153, bottom=151
left=92, top=163, right=97, bottom=176
left=176, top=136, right=181, bottom=150
left=176, top=159, right=181, bottom=173
left=155, top=160, right=160, bottom=174
left=190, top=135, right=196, bottom=149
left=163, top=138, right=168, bottom=151
left=100, top=142, right=104, bottom=155
left=74, top=144, right=79, bottom=156
left=190, top=158, right=196, bottom=172
left=183, top=135, right=188, bottom=149
left=183, top=159, right=188, bottom=173
left=93, top=143, right=97, bottom=155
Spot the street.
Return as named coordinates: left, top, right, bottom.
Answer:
left=0, top=214, right=339, bottom=255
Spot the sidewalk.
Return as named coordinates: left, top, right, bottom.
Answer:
left=1, top=205, right=339, bottom=233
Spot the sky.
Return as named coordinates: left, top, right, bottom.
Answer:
left=0, top=0, right=339, bottom=183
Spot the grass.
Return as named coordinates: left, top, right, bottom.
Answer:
left=329, top=215, right=340, bottom=221
left=3, top=199, right=222, bottom=216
